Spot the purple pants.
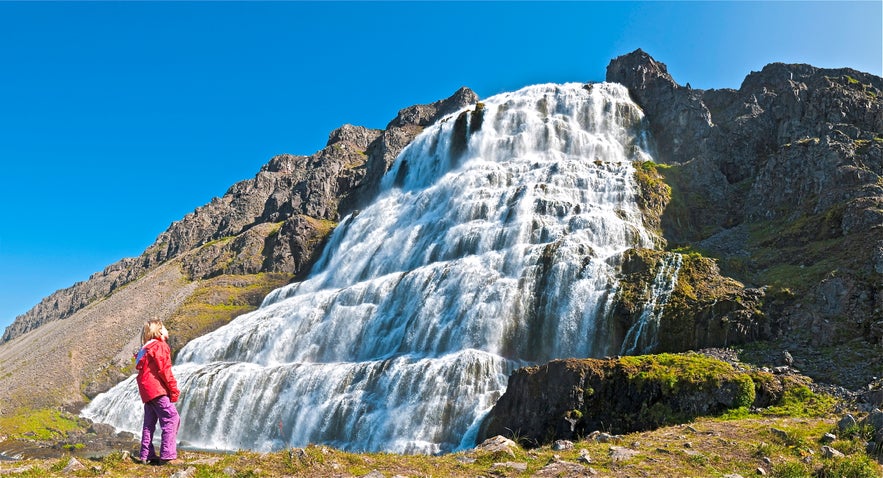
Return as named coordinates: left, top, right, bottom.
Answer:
left=140, top=395, right=180, bottom=461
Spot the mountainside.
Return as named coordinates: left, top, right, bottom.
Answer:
left=0, top=49, right=880, bottom=440
left=605, top=50, right=882, bottom=384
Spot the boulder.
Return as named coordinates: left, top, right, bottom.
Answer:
left=477, top=354, right=755, bottom=446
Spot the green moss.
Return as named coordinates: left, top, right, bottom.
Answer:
left=817, top=454, right=881, bottom=478
left=267, top=221, right=284, bottom=237
left=632, top=161, right=672, bottom=235
left=166, top=272, right=294, bottom=355
left=0, top=408, right=81, bottom=440
left=619, top=353, right=741, bottom=391
left=795, top=137, right=820, bottom=145
left=201, top=235, right=235, bottom=248
left=762, top=385, right=835, bottom=418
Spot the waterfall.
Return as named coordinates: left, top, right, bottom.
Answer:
left=620, top=253, right=683, bottom=355
left=84, top=82, right=666, bottom=454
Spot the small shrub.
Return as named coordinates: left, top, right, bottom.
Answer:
left=816, top=454, right=881, bottom=478
left=772, top=461, right=811, bottom=478
left=763, top=386, right=835, bottom=418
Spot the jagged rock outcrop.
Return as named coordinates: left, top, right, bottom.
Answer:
left=346, top=86, right=480, bottom=211
left=612, top=248, right=766, bottom=353
left=2, top=89, right=478, bottom=344
left=477, top=354, right=757, bottom=447
left=608, top=49, right=882, bottom=364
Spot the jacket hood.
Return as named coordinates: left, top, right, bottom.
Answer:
left=135, top=339, right=161, bottom=369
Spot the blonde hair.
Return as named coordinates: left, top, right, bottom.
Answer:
left=141, top=319, right=165, bottom=345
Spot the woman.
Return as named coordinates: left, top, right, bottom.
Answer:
left=134, top=319, right=181, bottom=465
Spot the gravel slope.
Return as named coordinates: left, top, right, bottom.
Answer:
left=0, top=261, right=197, bottom=414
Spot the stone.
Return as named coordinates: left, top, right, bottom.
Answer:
left=552, top=440, right=573, bottom=451
left=577, top=449, right=592, bottom=464
left=838, top=414, right=858, bottom=431
left=491, top=462, right=527, bottom=472
left=170, top=467, right=197, bottom=478
left=609, top=446, right=640, bottom=461
left=62, top=458, right=85, bottom=473
left=863, top=409, right=883, bottom=432
left=821, top=446, right=845, bottom=458
left=597, top=433, right=619, bottom=443
left=821, top=433, right=837, bottom=443
left=475, top=435, right=519, bottom=458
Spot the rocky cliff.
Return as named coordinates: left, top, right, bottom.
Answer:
left=607, top=49, right=882, bottom=383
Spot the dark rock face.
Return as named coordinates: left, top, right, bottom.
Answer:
left=608, top=49, right=883, bottom=352
left=2, top=90, right=478, bottom=343
left=613, top=248, right=767, bottom=353
left=477, top=355, right=756, bottom=446
left=347, top=86, right=479, bottom=211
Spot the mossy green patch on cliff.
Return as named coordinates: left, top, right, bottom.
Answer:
left=618, top=353, right=756, bottom=409
left=633, top=161, right=671, bottom=236
left=614, top=247, right=762, bottom=353
left=166, top=272, right=293, bottom=355
left=744, top=209, right=874, bottom=296
left=300, top=216, right=337, bottom=246
left=651, top=162, right=721, bottom=243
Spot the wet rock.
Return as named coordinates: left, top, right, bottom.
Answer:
left=478, top=354, right=756, bottom=446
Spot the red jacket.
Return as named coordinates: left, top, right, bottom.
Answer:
left=135, top=339, right=180, bottom=403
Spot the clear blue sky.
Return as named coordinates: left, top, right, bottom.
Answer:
left=1, top=1, right=880, bottom=333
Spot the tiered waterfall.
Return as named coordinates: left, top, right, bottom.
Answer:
left=83, top=82, right=679, bottom=454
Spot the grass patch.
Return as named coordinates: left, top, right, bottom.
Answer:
left=2, top=414, right=881, bottom=477
left=0, top=408, right=81, bottom=441
left=166, top=272, right=293, bottom=355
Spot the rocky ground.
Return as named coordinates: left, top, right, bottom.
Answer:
left=1, top=412, right=882, bottom=477
left=2, top=349, right=882, bottom=477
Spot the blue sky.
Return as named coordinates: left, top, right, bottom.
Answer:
left=1, top=1, right=880, bottom=333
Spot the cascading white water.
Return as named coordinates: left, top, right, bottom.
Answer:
left=620, top=253, right=683, bottom=355
left=84, top=82, right=668, bottom=454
